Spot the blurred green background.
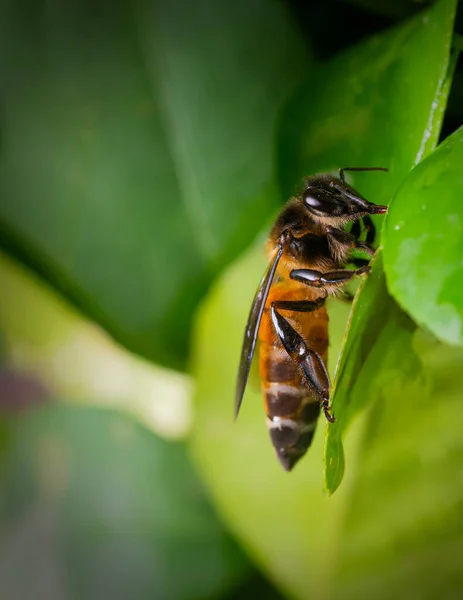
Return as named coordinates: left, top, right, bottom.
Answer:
left=0, top=0, right=463, bottom=599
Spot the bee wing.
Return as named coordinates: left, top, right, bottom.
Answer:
left=234, top=244, right=284, bottom=419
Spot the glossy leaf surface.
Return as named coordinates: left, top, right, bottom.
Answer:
left=0, top=0, right=308, bottom=369
left=323, top=0, right=457, bottom=493
left=383, top=126, right=463, bottom=347
left=279, top=0, right=456, bottom=202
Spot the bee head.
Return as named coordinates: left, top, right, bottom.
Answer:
left=302, top=175, right=387, bottom=224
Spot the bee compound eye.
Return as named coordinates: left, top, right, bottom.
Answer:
left=269, top=418, right=300, bottom=449
left=302, top=189, right=323, bottom=210
left=303, top=187, right=340, bottom=216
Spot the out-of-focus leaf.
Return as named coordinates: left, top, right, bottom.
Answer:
left=340, top=0, right=427, bottom=19
left=318, top=0, right=457, bottom=494
left=333, top=306, right=463, bottom=599
left=0, top=0, right=309, bottom=370
left=383, top=126, right=463, bottom=346
left=0, top=369, right=50, bottom=413
left=0, top=405, right=247, bottom=600
left=0, top=251, right=193, bottom=439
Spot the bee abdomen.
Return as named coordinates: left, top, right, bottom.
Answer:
left=260, top=335, right=323, bottom=470
left=266, top=399, right=321, bottom=472
left=262, top=351, right=321, bottom=471
left=265, top=382, right=304, bottom=416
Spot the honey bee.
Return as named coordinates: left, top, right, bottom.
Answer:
left=235, top=167, right=388, bottom=471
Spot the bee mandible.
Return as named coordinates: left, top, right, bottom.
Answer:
left=235, top=167, right=388, bottom=471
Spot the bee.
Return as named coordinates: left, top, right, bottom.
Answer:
left=235, top=167, right=388, bottom=471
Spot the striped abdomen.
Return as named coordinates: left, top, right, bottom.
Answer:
left=259, top=277, right=329, bottom=471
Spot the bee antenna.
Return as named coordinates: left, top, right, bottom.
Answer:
left=339, top=166, right=389, bottom=184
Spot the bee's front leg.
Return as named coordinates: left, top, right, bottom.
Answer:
left=361, top=215, right=376, bottom=245
left=350, top=215, right=376, bottom=246
left=350, top=219, right=362, bottom=240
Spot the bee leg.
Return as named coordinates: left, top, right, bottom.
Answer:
left=351, top=216, right=376, bottom=245
left=350, top=258, right=370, bottom=267
left=350, top=219, right=362, bottom=240
left=327, top=226, right=375, bottom=258
left=355, top=242, right=374, bottom=257
left=270, top=301, right=335, bottom=423
left=326, top=226, right=356, bottom=247
left=331, top=262, right=369, bottom=302
left=362, top=215, right=376, bottom=245
left=290, top=265, right=370, bottom=289
left=272, top=297, right=326, bottom=313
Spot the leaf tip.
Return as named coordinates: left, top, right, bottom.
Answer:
left=324, top=428, right=345, bottom=495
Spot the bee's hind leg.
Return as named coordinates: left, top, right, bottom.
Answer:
left=270, top=300, right=335, bottom=423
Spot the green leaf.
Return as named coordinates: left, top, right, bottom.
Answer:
left=333, top=308, right=463, bottom=599
left=279, top=0, right=456, bottom=200
left=324, top=253, right=393, bottom=493
left=383, top=126, right=463, bottom=347
left=0, top=405, right=247, bottom=600
left=0, top=0, right=309, bottom=370
left=322, top=0, right=457, bottom=494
